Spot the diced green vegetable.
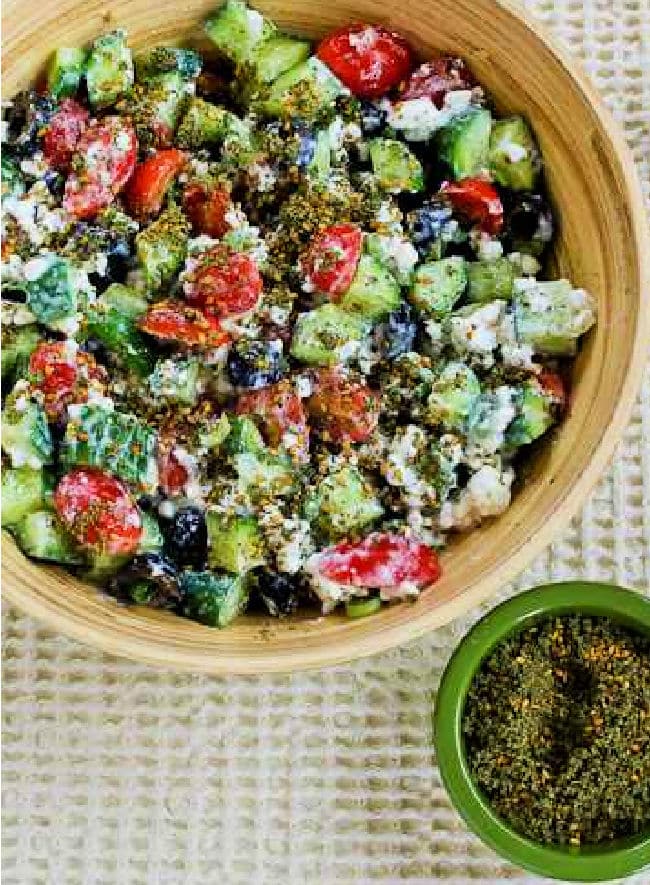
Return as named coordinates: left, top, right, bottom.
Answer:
left=1, top=467, right=48, bottom=527
left=25, top=255, right=77, bottom=329
left=2, top=325, right=39, bottom=379
left=1, top=154, right=25, bottom=198
left=346, top=597, right=382, bottom=618
left=339, top=254, right=400, bottom=319
left=100, top=283, right=148, bottom=319
left=306, top=129, right=332, bottom=179
left=506, top=381, right=555, bottom=447
left=234, top=452, right=296, bottom=499
left=138, top=512, right=164, bottom=553
left=426, top=362, right=481, bottom=431
left=205, top=0, right=276, bottom=64
left=199, top=413, right=231, bottom=451
left=261, top=57, right=346, bottom=120
left=206, top=513, right=265, bottom=573
left=364, top=233, right=418, bottom=286
left=369, top=138, right=424, bottom=193
left=512, top=279, right=597, bottom=356
left=135, top=46, right=202, bottom=83
left=125, top=71, right=190, bottom=147
left=86, top=29, right=134, bottom=108
left=409, top=257, right=467, bottom=317
left=223, top=416, right=265, bottom=456
left=489, top=117, right=540, bottom=192
left=304, top=467, right=383, bottom=540
left=47, top=47, right=87, bottom=100
left=436, top=107, right=492, bottom=179
left=252, top=35, right=311, bottom=84
left=85, top=307, right=155, bottom=377
left=467, top=258, right=514, bottom=303
left=84, top=552, right=131, bottom=583
left=467, top=388, right=516, bottom=454
left=14, top=511, right=83, bottom=564
left=2, top=390, right=53, bottom=469
left=181, top=570, right=250, bottom=627
left=62, top=405, right=158, bottom=492
left=176, top=97, right=231, bottom=149
left=136, top=204, right=190, bottom=291
left=148, top=358, right=201, bottom=405
left=290, top=304, right=367, bottom=366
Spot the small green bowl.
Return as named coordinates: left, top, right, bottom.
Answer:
left=434, top=582, right=650, bottom=882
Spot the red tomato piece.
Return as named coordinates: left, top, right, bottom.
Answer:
left=158, top=447, right=189, bottom=497
left=300, top=223, right=362, bottom=298
left=183, top=181, right=232, bottom=238
left=398, top=57, right=476, bottom=107
left=29, top=341, right=108, bottom=420
left=236, top=380, right=309, bottom=461
left=139, top=301, right=230, bottom=348
left=317, top=23, right=412, bottom=98
left=42, top=99, right=89, bottom=171
left=538, top=370, right=567, bottom=411
left=184, top=247, right=263, bottom=319
left=63, top=117, right=137, bottom=219
left=312, top=533, right=441, bottom=589
left=307, top=369, right=380, bottom=444
left=54, top=467, right=142, bottom=556
left=124, top=149, right=188, bottom=221
left=439, top=177, right=504, bottom=235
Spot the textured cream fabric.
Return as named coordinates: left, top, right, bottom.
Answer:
left=2, top=1, right=649, bottom=882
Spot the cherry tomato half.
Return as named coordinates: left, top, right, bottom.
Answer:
left=139, top=301, right=230, bottom=348
left=54, top=467, right=142, bottom=556
left=439, top=177, right=504, bottom=235
left=398, top=57, right=476, bottom=107
left=307, top=369, right=380, bottom=444
left=158, top=447, right=189, bottom=497
left=183, top=181, right=232, bottom=238
left=124, top=149, right=188, bottom=221
left=317, top=23, right=412, bottom=98
left=538, top=370, right=567, bottom=412
left=312, top=533, right=441, bottom=589
left=63, top=117, right=137, bottom=219
left=299, top=223, right=362, bottom=298
left=184, top=247, right=263, bottom=319
left=29, top=341, right=108, bottom=421
left=236, top=380, right=309, bottom=461
left=42, top=99, right=89, bottom=171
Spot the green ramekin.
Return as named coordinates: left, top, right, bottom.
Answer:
left=434, top=582, right=650, bottom=882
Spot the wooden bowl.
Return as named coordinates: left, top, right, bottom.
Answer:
left=3, top=0, right=649, bottom=673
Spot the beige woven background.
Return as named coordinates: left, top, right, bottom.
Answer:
left=3, top=1, right=650, bottom=882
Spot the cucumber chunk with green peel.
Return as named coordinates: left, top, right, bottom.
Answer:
left=86, top=29, right=134, bottom=108
left=1, top=468, right=48, bottom=527
left=489, top=116, right=540, bottom=192
left=206, top=513, right=265, bottom=573
left=369, top=138, right=424, bottom=193
left=85, top=308, right=155, bottom=377
left=14, top=511, right=83, bottom=564
left=135, top=47, right=202, bottom=83
left=409, top=257, right=467, bottom=317
left=436, top=107, right=492, bottom=179
left=2, top=325, right=39, bottom=379
left=138, top=512, right=165, bottom=554
left=234, top=452, right=296, bottom=499
left=290, top=304, right=367, bottom=366
left=364, top=233, right=419, bottom=286
left=467, top=258, right=515, bottom=303
left=100, top=283, right=149, bottom=319
left=426, top=362, right=481, bottom=431
left=84, top=552, right=131, bottom=583
left=47, top=47, right=87, bottom=100
left=148, top=358, right=201, bottom=405
left=304, top=467, right=384, bottom=540
left=2, top=154, right=25, bottom=198
left=339, top=254, right=400, bottom=319
left=25, top=255, right=77, bottom=329
left=346, top=597, right=382, bottom=618
left=252, top=35, right=311, bottom=84
left=261, top=57, right=347, bottom=120
left=62, top=405, right=159, bottom=493
left=223, top=416, right=266, bottom=456
left=181, top=571, right=250, bottom=627
left=306, top=129, right=331, bottom=179
left=2, top=391, right=53, bottom=469
left=506, top=382, right=555, bottom=447
left=512, top=279, right=597, bottom=356
left=176, top=98, right=231, bottom=149
left=136, top=204, right=190, bottom=292
left=205, top=0, right=276, bottom=64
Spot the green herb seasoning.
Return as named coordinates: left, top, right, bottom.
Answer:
left=462, top=616, right=650, bottom=846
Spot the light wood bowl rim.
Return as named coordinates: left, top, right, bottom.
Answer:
left=3, top=0, right=649, bottom=673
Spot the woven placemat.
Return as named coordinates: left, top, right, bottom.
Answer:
left=3, top=1, right=649, bottom=882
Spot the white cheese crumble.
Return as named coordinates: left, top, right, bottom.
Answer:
left=367, top=233, right=418, bottom=285
left=439, top=465, right=514, bottom=530
left=449, top=300, right=506, bottom=361
left=248, top=161, right=277, bottom=193
left=245, top=7, right=266, bottom=42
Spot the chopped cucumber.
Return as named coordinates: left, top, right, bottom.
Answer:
left=304, top=466, right=383, bottom=540
left=138, top=511, right=164, bottom=553
left=253, top=35, right=310, bottom=84
left=14, top=511, right=83, bottom=564
left=512, top=279, right=597, bottom=356
left=506, top=381, right=555, bottom=447
left=409, top=257, right=467, bottom=317
left=290, top=304, right=367, bottom=366
left=426, top=362, right=481, bottom=431
left=62, top=405, right=159, bottom=493
left=47, top=47, right=87, bottom=100
left=467, top=387, right=516, bottom=454
left=100, top=283, right=149, bottom=319
left=135, top=47, right=202, bottom=83
left=85, top=307, right=155, bottom=377
left=86, top=29, right=134, bottom=108
left=2, top=325, right=39, bottom=379
left=85, top=552, right=131, bottom=583
left=467, top=258, right=514, bottom=303
left=25, top=255, right=77, bottom=329
left=346, top=597, right=382, bottom=618
left=205, top=0, right=276, bottom=64
left=234, top=452, right=296, bottom=499
left=2, top=390, right=53, bottom=469
left=364, top=233, right=419, bottom=287
left=206, top=513, right=265, bottom=573
left=261, top=57, right=346, bottom=120
left=489, top=116, right=540, bottom=192
left=1, top=467, right=48, bottom=527
left=339, top=254, right=400, bottom=319
left=176, top=98, right=231, bottom=149
left=199, top=414, right=232, bottom=452
left=369, top=138, right=424, bottom=193
left=136, top=204, right=190, bottom=292
left=223, top=416, right=265, bottom=456
left=2, top=154, right=25, bottom=198
left=181, top=570, right=250, bottom=627
left=306, top=129, right=331, bottom=179
left=436, top=107, right=492, bottom=179
left=148, top=358, right=201, bottom=405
